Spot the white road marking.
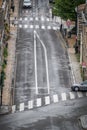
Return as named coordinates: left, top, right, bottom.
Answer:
left=41, top=25, right=45, bottom=29
left=19, top=17, right=22, bottom=21
left=41, top=17, right=45, bottom=21
left=35, top=31, right=50, bottom=94
left=47, top=26, right=51, bottom=30
left=53, top=26, right=57, bottom=30
left=30, top=25, right=34, bottom=28
left=34, top=31, right=38, bottom=94
left=35, top=25, right=39, bottom=29
left=36, top=98, right=42, bottom=107
left=28, top=100, right=33, bottom=109
left=24, top=24, right=28, bottom=28
left=24, top=17, right=28, bottom=21
left=19, top=24, right=22, bottom=28
left=77, top=92, right=83, bottom=98
left=30, top=17, right=33, bottom=21
left=47, top=18, right=50, bottom=21
left=19, top=103, right=24, bottom=111
left=61, top=93, right=67, bottom=101
left=35, top=17, right=39, bottom=21
left=45, top=96, right=50, bottom=105
left=69, top=92, right=75, bottom=99
left=12, top=105, right=16, bottom=113
left=53, top=94, right=59, bottom=103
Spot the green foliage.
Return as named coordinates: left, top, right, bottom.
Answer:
left=53, top=0, right=85, bottom=20
left=0, top=70, right=6, bottom=87
left=3, top=47, right=8, bottom=58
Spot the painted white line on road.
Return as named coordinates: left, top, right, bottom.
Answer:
left=61, top=93, right=67, bottom=101
left=24, top=24, right=28, bottom=28
left=41, top=17, right=45, bottom=21
left=30, top=25, right=34, bottom=28
left=35, top=31, right=50, bottom=94
left=34, top=30, right=38, bottom=94
left=19, top=24, right=22, bottom=28
left=35, top=25, right=39, bottom=29
left=45, top=96, right=50, bottom=105
left=53, top=26, right=57, bottom=30
left=35, top=17, right=39, bottom=21
left=69, top=92, right=75, bottom=99
left=19, top=103, right=24, bottom=111
left=47, top=18, right=50, bottom=21
left=36, top=98, right=42, bottom=107
left=41, top=25, right=45, bottom=29
left=28, top=100, right=33, bottom=109
left=24, top=17, right=28, bottom=21
left=12, top=105, right=16, bottom=113
left=77, top=92, right=83, bottom=98
left=53, top=94, right=59, bottom=103
left=47, top=26, right=51, bottom=30
left=30, top=17, right=33, bottom=21
left=19, top=17, right=22, bottom=21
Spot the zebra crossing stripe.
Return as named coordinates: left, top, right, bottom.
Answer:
left=41, top=17, right=44, bottom=21
left=77, top=92, right=83, bottom=98
left=35, top=17, right=39, bottom=21
left=30, top=25, right=34, bottom=28
left=35, top=25, right=39, bottom=29
left=45, top=96, right=50, bottom=105
left=53, top=94, right=59, bottom=103
left=47, top=18, right=50, bottom=21
left=19, top=18, right=22, bottom=21
left=61, top=93, right=67, bottom=101
left=47, top=26, right=51, bottom=30
left=30, top=18, right=33, bottom=21
left=28, top=100, right=33, bottom=109
left=19, top=24, right=22, bottom=28
left=24, top=17, right=28, bottom=21
left=12, top=105, right=16, bottom=113
left=36, top=98, right=42, bottom=107
left=41, top=25, right=45, bottom=29
left=53, top=27, right=57, bottom=30
left=19, top=103, right=24, bottom=112
left=24, top=25, right=28, bottom=28
left=69, top=92, right=75, bottom=99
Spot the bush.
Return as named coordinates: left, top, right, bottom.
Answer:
left=3, top=47, right=8, bottom=58
left=0, top=70, right=6, bottom=87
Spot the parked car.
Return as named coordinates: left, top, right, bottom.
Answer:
left=23, top=0, right=32, bottom=8
left=49, top=0, right=55, bottom=4
left=71, top=80, right=87, bottom=91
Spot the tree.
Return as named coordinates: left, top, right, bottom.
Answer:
left=53, top=0, right=85, bottom=20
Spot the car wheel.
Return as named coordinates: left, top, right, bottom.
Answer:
left=74, top=87, right=79, bottom=91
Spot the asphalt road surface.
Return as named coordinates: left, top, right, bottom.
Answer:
left=1, top=0, right=87, bottom=130
left=0, top=98, right=87, bottom=130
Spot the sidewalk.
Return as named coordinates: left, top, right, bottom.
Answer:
left=67, top=35, right=82, bottom=84
left=0, top=0, right=19, bottom=114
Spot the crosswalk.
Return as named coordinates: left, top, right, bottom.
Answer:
left=12, top=91, right=87, bottom=113
left=17, top=24, right=60, bottom=30
left=10, top=16, right=60, bottom=30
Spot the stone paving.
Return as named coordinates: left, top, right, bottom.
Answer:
left=0, top=0, right=19, bottom=114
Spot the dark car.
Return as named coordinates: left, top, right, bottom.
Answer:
left=49, top=0, right=55, bottom=4
left=71, top=80, right=87, bottom=91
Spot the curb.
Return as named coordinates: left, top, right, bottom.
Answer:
left=0, top=105, right=12, bottom=115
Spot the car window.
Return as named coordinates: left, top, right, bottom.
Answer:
left=81, top=80, right=87, bottom=85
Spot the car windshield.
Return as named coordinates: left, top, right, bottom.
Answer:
left=81, top=80, right=87, bottom=85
